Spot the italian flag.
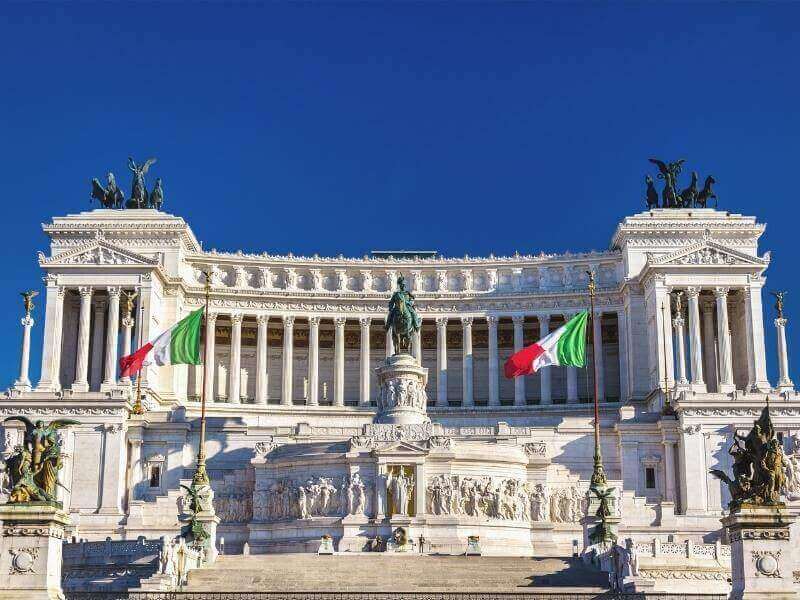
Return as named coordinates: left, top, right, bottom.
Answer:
left=119, top=308, right=204, bottom=377
left=504, top=310, right=589, bottom=378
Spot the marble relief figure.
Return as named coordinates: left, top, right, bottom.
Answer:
left=253, top=474, right=373, bottom=522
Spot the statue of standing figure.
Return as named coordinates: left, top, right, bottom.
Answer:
left=127, top=157, right=157, bottom=208
left=387, top=469, right=413, bottom=516
left=385, top=275, right=421, bottom=354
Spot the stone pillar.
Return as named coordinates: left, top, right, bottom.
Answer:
left=281, top=315, right=295, bottom=405
left=71, top=286, right=93, bottom=392
left=308, top=316, right=320, bottom=406
left=662, top=440, right=676, bottom=503
left=619, top=441, right=640, bottom=493
left=461, top=317, right=474, bottom=407
left=487, top=315, right=499, bottom=406
left=411, top=322, right=422, bottom=365
left=436, top=317, right=448, bottom=406
left=359, top=317, right=371, bottom=406
left=592, top=310, right=605, bottom=402
left=385, top=321, right=395, bottom=357
left=255, top=315, right=269, bottom=404
left=686, top=287, right=706, bottom=392
left=128, top=438, right=143, bottom=504
left=539, top=315, right=552, bottom=405
left=744, top=284, right=771, bottom=391
left=120, top=301, right=134, bottom=386
left=14, top=313, right=35, bottom=392
left=775, top=317, right=794, bottom=392
left=512, top=315, right=526, bottom=406
left=334, top=317, right=346, bottom=407
left=701, top=297, right=718, bottom=392
left=414, top=462, right=426, bottom=519
left=616, top=309, right=629, bottom=402
left=721, top=506, right=798, bottom=600
left=101, top=286, right=121, bottom=389
left=36, top=281, right=65, bottom=392
left=99, top=423, right=125, bottom=514
left=229, top=313, right=243, bottom=404
left=714, top=287, right=735, bottom=393
left=678, top=425, right=708, bottom=516
left=0, top=504, right=71, bottom=600
left=203, top=312, right=217, bottom=402
left=89, top=297, right=106, bottom=390
left=672, top=311, right=689, bottom=389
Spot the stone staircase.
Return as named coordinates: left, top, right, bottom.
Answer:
left=183, top=554, right=610, bottom=593
left=125, top=478, right=192, bottom=536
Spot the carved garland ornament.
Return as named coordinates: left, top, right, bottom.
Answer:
left=8, top=546, right=39, bottom=575
left=752, top=550, right=782, bottom=578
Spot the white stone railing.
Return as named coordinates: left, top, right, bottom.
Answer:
left=633, top=538, right=731, bottom=561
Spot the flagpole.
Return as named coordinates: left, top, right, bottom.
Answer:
left=587, top=271, right=607, bottom=492
left=192, top=272, right=212, bottom=487
left=130, top=298, right=146, bottom=415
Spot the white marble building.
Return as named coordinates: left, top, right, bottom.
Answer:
left=2, top=207, right=800, bottom=564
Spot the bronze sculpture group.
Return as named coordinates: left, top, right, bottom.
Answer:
left=645, top=158, right=717, bottom=209
left=91, top=156, right=164, bottom=210
left=385, top=274, right=421, bottom=353
left=710, top=403, right=787, bottom=509
left=2, top=417, right=78, bottom=504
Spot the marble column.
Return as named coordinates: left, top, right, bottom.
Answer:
left=678, top=425, right=709, bottom=515
left=775, top=317, right=794, bottom=391
left=701, top=297, right=718, bottom=392
left=744, top=285, right=771, bottom=391
left=72, top=287, right=93, bottom=392
left=412, top=321, right=422, bottom=365
left=714, top=287, right=735, bottom=393
left=673, top=310, right=689, bottom=388
left=102, top=287, right=121, bottom=388
left=592, top=310, right=605, bottom=401
left=89, top=298, right=106, bottom=390
left=120, top=304, right=134, bottom=386
left=15, top=313, right=35, bottom=391
left=461, top=317, right=474, bottom=407
left=539, top=315, right=552, bottom=405
left=359, top=317, right=371, bottom=406
left=98, top=423, right=125, bottom=515
left=37, top=284, right=66, bottom=392
left=281, top=315, right=295, bottom=405
left=255, top=315, right=269, bottom=404
left=203, top=313, right=217, bottom=402
left=307, top=316, right=320, bottom=406
left=385, top=321, right=395, bottom=357
left=334, top=317, right=346, bottom=407
left=685, top=287, right=705, bottom=391
left=512, top=315, right=526, bottom=406
left=436, top=317, right=448, bottom=407
left=487, top=315, right=499, bottom=406
left=663, top=440, right=677, bottom=503
left=616, top=309, right=629, bottom=402
left=229, top=313, right=243, bottom=404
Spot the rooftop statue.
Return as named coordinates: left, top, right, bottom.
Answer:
left=645, top=158, right=718, bottom=209
left=2, top=416, right=79, bottom=504
left=385, top=274, right=421, bottom=354
left=89, top=156, right=164, bottom=210
left=710, top=402, right=787, bottom=509
left=21, top=290, right=38, bottom=316
left=771, top=290, right=787, bottom=320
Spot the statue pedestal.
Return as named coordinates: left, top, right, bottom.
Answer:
left=721, top=504, right=798, bottom=600
left=194, top=511, right=221, bottom=565
left=0, top=503, right=71, bottom=600
left=375, top=354, right=429, bottom=425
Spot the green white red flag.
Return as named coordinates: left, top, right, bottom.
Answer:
left=504, top=310, right=588, bottom=378
left=119, top=308, right=204, bottom=377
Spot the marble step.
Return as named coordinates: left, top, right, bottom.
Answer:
left=184, top=555, right=609, bottom=593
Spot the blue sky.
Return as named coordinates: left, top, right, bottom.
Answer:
left=0, top=2, right=798, bottom=388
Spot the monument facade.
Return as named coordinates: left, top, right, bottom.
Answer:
left=1, top=170, right=799, bottom=581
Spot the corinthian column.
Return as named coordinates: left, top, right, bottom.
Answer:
left=461, top=317, right=474, bottom=407
left=539, top=315, right=552, bottom=405
left=714, top=287, right=735, bottom=393
left=229, top=313, right=243, bottom=404
left=255, top=315, right=269, bottom=404
left=102, top=286, right=121, bottom=388
left=307, top=316, right=320, bottom=406
left=673, top=307, right=689, bottom=389
left=359, top=317, right=371, bottom=406
left=72, top=286, right=93, bottom=392
left=685, top=287, right=705, bottom=391
left=37, top=282, right=65, bottom=392
left=334, top=317, right=346, bottom=407
left=204, top=313, right=217, bottom=402
left=14, top=313, right=35, bottom=392
left=512, top=315, right=526, bottom=406
left=487, top=315, right=499, bottom=406
left=701, top=298, right=718, bottom=392
left=776, top=317, right=794, bottom=392
left=281, top=315, right=295, bottom=405
left=120, top=298, right=135, bottom=386
left=436, top=317, right=448, bottom=406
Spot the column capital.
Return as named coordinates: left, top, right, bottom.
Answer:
left=308, top=315, right=321, bottom=327
left=231, top=313, right=244, bottom=325
left=359, top=316, right=371, bottom=328
left=486, top=315, right=499, bottom=327
left=56, top=286, right=67, bottom=299
left=78, top=286, right=93, bottom=298
left=207, top=312, right=218, bottom=324
left=256, top=314, right=269, bottom=326
left=511, top=315, right=525, bottom=325
left=775, top=317, right=788, bottom=328
left=106, top=286, right=122, bottom=298
left=460, top=316, right=473, bottom=327
left=334, top=316, right=347, bottom=327
left=685, top=286, right=701, bottom=299
left=122, top=316, right=134, bottom=329
left=283, top=315, right=295, bottom=327
left=43, top=273, right=59, bottom=287
left=713, top=286, right=730, bottom=299
left=435, top=316, right=448, bottom=329
left=21, top=315, right=34, bottom=328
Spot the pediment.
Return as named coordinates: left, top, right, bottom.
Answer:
left=39, top=239, right=160, bottom=267
left=372, top=440, right=429, bottom=456
left=649, top=241, right=768, bottom=268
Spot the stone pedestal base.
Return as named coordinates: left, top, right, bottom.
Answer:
left=375, top=354, right=430, bottom=425
left=721, top=504, right=798, bottom=600
left=194, top=511, right=221, bottom=565
left=0, top=503, right=71, bottom=600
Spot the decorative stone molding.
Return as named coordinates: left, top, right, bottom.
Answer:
left=363, top=422, right=433, bottom=442
left=428, top=436, right=453, bottom=451
left=751, top=550, right=781, bottom=577
left=348, top=436, right=376, bottom=452
left=8, top=546, right=39, bottom=575
left=254, top=440, right=277, bottom=457
left=522, top=442, right=548, bottom=457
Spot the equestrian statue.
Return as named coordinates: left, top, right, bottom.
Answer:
left=385, top=274, right=422, bottom=354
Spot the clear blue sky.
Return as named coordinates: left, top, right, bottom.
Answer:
left=1, top=2, right=798, bottom=388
